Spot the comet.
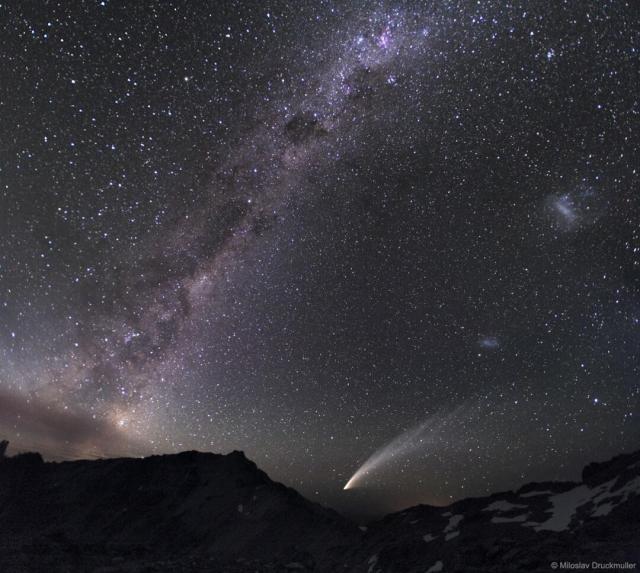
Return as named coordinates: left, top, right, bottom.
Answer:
left=343, top=405, right=466, bottom=490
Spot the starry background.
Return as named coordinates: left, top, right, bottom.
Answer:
left=1, top=0, right=639, bottom=517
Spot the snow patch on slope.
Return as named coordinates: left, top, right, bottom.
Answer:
left=525, top=476, right=640, bottom=532
left=484, top=500, right=527, bottom=512
left=442, top=513, right=463, bottom=541
left=519, top=490, right=553, bottom=498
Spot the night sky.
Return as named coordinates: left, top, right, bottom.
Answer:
left=1, top=0, right=639, bottom=516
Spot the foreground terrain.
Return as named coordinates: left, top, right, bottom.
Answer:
left=0, top=445, right=638, bottom=572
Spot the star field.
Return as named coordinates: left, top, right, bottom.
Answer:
left=1, top=0, right=639, bottom=516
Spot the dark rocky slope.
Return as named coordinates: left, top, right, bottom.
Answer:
left=0, top=448, right=358, bottom=572
left=0, top=445, right=638, bottom=572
